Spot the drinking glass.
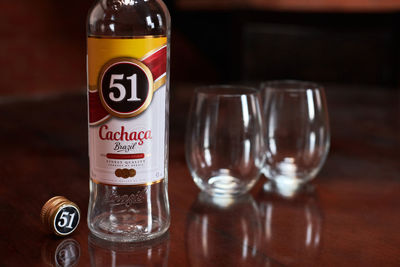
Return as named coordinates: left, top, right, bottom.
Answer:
left=261, top=80, right=330, bottom=195
left=185, top=85, right=265, bottom=196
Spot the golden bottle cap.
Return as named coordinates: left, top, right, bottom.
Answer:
left=41, top=196, right=80, bottom=236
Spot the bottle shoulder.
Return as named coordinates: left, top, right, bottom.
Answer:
left=87, top=0, right=170, bottom=37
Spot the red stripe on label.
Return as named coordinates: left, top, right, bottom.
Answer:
left=89, top=91, right=109, bottom=124
left=143, top=46, right=167, bottom=81
left=107, top=153, right=145, bottom=159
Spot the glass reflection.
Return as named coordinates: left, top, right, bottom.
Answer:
left=41, top=238, right=80, bottom=267
left=88, top=232, right=169, bottom=267
left=186, top=193, right=274, bottom=266
left=256, top=182, right=323, bottom=266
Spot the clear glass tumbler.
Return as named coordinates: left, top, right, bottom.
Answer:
left=261, top=80, right=330, bottom=195
left=185, top=86, right=265, bottom=196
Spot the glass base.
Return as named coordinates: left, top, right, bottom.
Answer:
left=264, top=177, right=313, bottom=198
left=194, top=175, right=256, bottom=197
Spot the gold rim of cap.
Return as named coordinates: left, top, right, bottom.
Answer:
left=41, top=196, right=80, bottom=236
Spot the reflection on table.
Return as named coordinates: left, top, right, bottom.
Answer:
left=88, top=233, right=170, bottom=267
left=256, top=182, right=323, bottom=266
left=41, top=238, right=81, bottom=267
left=185, top=192, right=274, bottom=266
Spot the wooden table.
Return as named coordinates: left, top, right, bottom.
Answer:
left=0, top=84, right=399, bottom=266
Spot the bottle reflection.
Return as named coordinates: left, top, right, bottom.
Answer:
left=41, top=238, right=81, bottom=267
left=88, top=232, right=170, bottom=267
left=256, top=182, right=323, bottom=266
left=186, top=193, right=273, bottom=267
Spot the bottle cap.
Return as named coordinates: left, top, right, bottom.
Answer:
left=41, top=196, right=80, bottom=236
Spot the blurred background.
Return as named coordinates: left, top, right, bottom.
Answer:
left=1, top=0, right=399, bottom=98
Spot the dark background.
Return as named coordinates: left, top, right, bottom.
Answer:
left=1, top=0, right=400, bottom=97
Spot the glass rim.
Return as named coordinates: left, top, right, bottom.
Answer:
left=261, top=80, right=323, bottom=91
left=195, top=85, right=259, bottom=97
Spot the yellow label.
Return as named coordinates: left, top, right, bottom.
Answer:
left=87, top=36, right=167, bottom=89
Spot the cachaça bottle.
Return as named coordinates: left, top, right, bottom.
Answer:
left=86, top=0, right=170, bottom=242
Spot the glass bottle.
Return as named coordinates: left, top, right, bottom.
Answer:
left=86, top=0, right=170, bottom=242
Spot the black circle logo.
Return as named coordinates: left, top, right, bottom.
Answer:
left=99, top=58, right=154, bottom=118
left=54, top=206, right=80, bottom=236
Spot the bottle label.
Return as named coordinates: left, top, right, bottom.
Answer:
left=87, top=36, right=167, bottom=185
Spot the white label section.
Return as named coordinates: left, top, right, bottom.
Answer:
left=89, top=85, right=166, bottom=185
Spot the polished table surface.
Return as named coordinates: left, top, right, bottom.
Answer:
left=176, top=0, right=400, bottom=12
left=0, top=85, right=399, bottom=266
